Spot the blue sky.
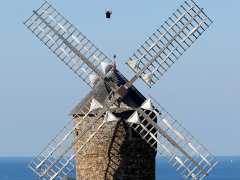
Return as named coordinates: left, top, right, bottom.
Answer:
left=0, top=0, right=239, bottom=156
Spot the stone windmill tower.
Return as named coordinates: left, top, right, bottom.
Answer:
left=24, top=0, right=218, bottom=179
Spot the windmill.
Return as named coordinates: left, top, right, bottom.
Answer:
left=23, top=0, right=218, bottom=179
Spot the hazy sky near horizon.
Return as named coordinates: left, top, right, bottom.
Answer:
left=0, top=0, right=239, bottom=156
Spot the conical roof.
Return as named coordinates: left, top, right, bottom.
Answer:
left=70, top=70, right=146, bottom=116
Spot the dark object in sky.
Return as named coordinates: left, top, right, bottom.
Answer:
left=105, top=10, right=112, bottom=19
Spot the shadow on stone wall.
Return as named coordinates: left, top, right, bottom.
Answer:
left=104, top=112, right=156, bottom=180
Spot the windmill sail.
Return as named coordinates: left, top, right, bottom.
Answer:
left=28, top=95, right=117, bottom=180
left=127, top=98, right=217, bottom=179
left=24, top=1, right=113, bottom=88
left=126, top=0, right=213, bottom=87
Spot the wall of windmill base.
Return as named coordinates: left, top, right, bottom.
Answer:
left=74, top=116, right=156, bottom=180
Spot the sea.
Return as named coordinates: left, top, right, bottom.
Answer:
left=0, top=156, right=239, bottom=180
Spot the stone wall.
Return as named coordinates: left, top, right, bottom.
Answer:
left=74, top=113, right=156, bottom=180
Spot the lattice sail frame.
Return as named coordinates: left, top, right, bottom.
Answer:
left=28, top=97, right=96, bottom=180
left=24, top=1, right=113, bottom=88
left=128, top=97, right=218, bottom=179
left=29, top=93, right=118, bottom=180
left=126, top=0, right=213, bottom=87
